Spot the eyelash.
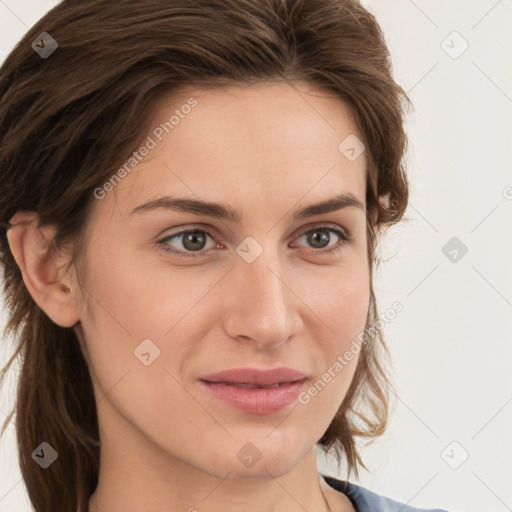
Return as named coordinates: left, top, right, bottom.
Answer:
left=157, top=225, right=352, bottom=259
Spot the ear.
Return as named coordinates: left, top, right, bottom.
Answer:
left=369, top=205, right=379, bottom=228
left=369, top=193, right=391, bottom=229
left=369, top=200, right=381, bottom=229
left=6, top=211, right=80, bottom=328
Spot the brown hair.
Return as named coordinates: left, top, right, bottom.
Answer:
left=0, top=0, right=411, bottom=510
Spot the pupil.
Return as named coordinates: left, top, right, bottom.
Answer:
left=185, top=231, right=205, bottom=251
left=309, top=230, right=329, bottom=248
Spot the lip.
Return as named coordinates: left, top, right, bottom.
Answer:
left=201, top=367, right=307, bottom=386
left=199, top=367, right=308, bottom=414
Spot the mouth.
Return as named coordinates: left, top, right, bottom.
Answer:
left=199, top=379, right=307, bottom=414
left=201, top=380, right=303, bottom=389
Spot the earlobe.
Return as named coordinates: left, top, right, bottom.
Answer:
left=370, top=207, right=378, bottom=228
left=369, top=202, right=380, bottom=229
left=371, top=193, right=391, bottom=229
left=6, top=211, right=80, bottom=328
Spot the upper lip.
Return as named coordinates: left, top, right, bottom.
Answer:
left=200, top=367, right=307, bottom=386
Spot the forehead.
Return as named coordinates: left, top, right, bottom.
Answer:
left=102, top=81, right=367, bottom=221
left=151, top=80, right=363, bottom=157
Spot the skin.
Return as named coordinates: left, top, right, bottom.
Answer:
left=7, top=80, right=379, bottom=512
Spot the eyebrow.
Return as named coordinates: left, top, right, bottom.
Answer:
left=129, top=192, right=366, bottom=222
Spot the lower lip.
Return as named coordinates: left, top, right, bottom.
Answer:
left=200, top=379, right=307, bottom=414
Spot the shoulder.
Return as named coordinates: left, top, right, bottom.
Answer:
left=322, top=475, right=451, bottom=512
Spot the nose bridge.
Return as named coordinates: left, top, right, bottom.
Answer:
left=222, top=241, right=299, bottom=348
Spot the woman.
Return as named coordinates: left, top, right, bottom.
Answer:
left=0, top=1, right=450, bottom=511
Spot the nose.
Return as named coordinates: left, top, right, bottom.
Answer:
left=221, top=248, right=303, bottom=351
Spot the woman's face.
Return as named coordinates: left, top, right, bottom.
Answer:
left=75, top=80, right=371, bottom=479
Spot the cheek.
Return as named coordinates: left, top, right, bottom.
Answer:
left=297, top=275, right=368, bottom=417
left=74, top=245, right=165, bottom=394
left=312, top=260, right=371, bottom=338
left=78, top=243, right=169, bottom=336
left=312, top=263, right=370, bottom=390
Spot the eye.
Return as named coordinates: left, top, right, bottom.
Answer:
left=157, top=224, right=352, bottom=259
left=158, top=228, right=218, bottom=258
left=292, top=226, right=351, bottom=256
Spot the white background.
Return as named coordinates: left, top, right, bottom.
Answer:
left=0, top=1, right=511, bottom=511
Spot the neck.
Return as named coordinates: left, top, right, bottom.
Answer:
left=88, top=415, right=332, bottom=512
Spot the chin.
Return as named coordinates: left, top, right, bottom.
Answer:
left=193, top=432, right=312, bottom=481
